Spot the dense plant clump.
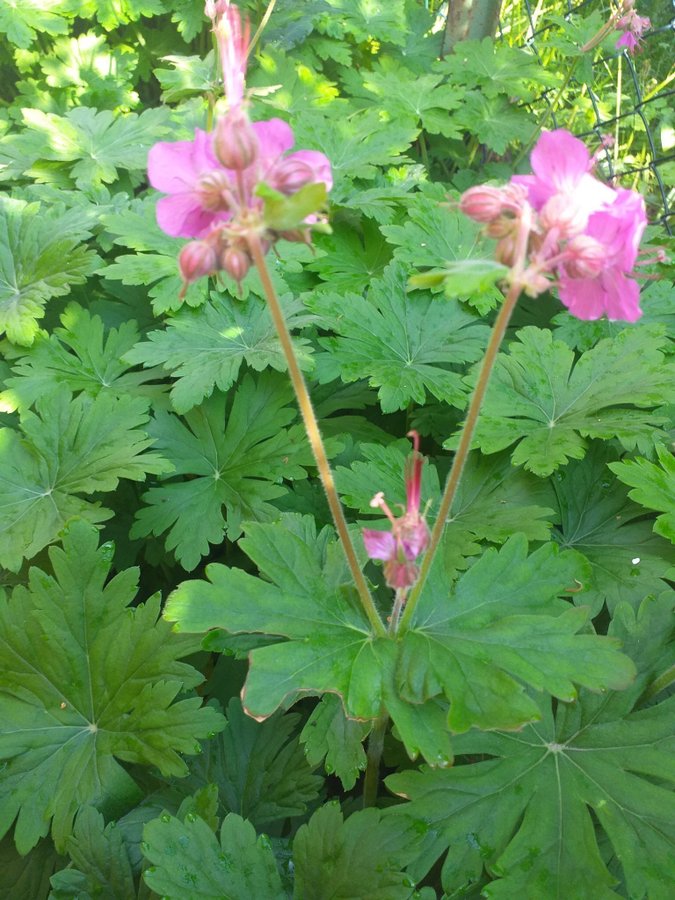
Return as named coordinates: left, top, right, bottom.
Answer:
left=0, top=1, right=673, bottom=898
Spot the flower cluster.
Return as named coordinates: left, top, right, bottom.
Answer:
left=460, top=129, right=652, bottom=322
left=615, top=4, right=651, bottom=53
left=147, top=1, right=332, bottom=295
left=362, top=432, right=430, bottom=591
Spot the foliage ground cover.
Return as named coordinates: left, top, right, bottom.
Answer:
left=0, top=1, right=673, bottom=898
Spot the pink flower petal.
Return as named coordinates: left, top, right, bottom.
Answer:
left=156, top=193, right=224, bottom=239
left=362, top=529, right=396, bottom=561
left=148, top=129, right=219, bottom=193
left=253, top=119, right=295, bottom=162
left=285, top=149, right=334, bottom=192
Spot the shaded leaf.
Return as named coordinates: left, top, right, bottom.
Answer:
left=609, top=444, right=675, bottom=542
left=300, top=694, right=369, bottom=790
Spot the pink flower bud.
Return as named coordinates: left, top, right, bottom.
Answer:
left=221, top=245, right=251, bottom=283
left=269, top=158, right=315, bottom=195
left=196, top=171, right=233, bottom=211
left=564, top=235, right=606, bottom=278
left=213, top=108, right=259, bottom=171
left=179, top=240, right=218, bottom=284
left=459, top=186, right=506, bottom=222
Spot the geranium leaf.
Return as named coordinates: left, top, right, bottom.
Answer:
left=131, top=374, right=317, bottom=569
left=0, top=521, right=225, bottom=853
left=550, top=444, right=674, bottom=614
left=180, top=698, right=323, bottom=827
left=125, top=293, right=315, bottom=414
left=316, top=0, right=408, bottom=46
left=0, top=387, right=170, bottom=571
left=300, top=694, right=369, bottom=790
left=292, top=803, right=423, bottom=899
left=142, top=811, right=284, bottom=898
left=165, top=518, right=635, bottom=758
left=1, top=303, right=165, bottom=411
left=0, top=0, right=69, bottom=49
left=49, top=806, right=135, bottom=900
left=387, top=595, right=675, bottom=898
left=609, top=444, right=675, bottom=543
left=0, top=198, right=100, bottom=346
left=308, top=262, right=489, bottom=412
left=452, top=326, right=675, bottom=476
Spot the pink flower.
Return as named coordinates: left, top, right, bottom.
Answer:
left=147, top=119, right=333, bottom=240
left=616, top=11, right=651, bottom=54
left=362, top=432, right=430, bottom=591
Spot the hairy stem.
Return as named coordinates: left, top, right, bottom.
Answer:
left=398, top=279, right=523, bottom=633
left=363, top=711, right=389, bottom=808
left=247, top=233, right=386, bottom=637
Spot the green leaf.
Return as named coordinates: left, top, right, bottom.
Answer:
left=550, top=444, right=674, bottom=614
left=387, top=598, right=675, bottom=898
left=293, top=108, right=418, bottom=200
left=248, top=49, right=340, bottom=117
left=132, top=374, right=316, bottom=569
left=49, top=807, right=135, bottom=899
left=169, top=0, right=208, bottom=43
left=3, top=107, right=170, bottom=190
left=165, top=518, right=635, bottom=756
left=124, top=293, right=314, bottom=413
left=179, top=698, right=323, bottom=827
left=142, top=811, right=284, bottom=899
left=307, top=220, right=392, bottom=292
left=0, top=198, right=100, bottom=346
left=300, top=694, right=369, bottom=790
left=0, top=303, right=165, bottom=411
left=409, top=259, right=509, bottom=300
left=317, top=0, right=408, bottom=46
left=258, top=181, right=328, bottom=231
left=451, top=92, right=534, bottom=154
left=0, top=521, right=225, bottom=853
left=0, top=0, right=69, bottom=49
left=60, top=0, right=164, bottom=32
left=0, top=387, right=170, bottom=571
left=309, top=263, right=489, bottom=412
left=609, top=445, right=675, bottom=542
left=341, top=56, right=463, bottom=138
left=292, top=803, right=423, bottom=900
left=0, top=834, right=63, bottom=900
left=453, top=326, right=675, bottom=476
left=154, top=52, right=216, bottom=103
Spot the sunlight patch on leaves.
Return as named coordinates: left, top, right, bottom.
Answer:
left=0, top=522, right=225, bottom=853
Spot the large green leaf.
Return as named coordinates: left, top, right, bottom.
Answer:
left=300, top=694, right=369, bottom=790
left=124, top=293, right=315, bottom=413
left=549, top=444, right=674, bottom=614
left=0, top=387, right=170, bottom=571
left=386, top=594, right=675, bottom=899
left=609, top=445, right=675, bottom=543
left=0, top=303, right=165, bottom=411
left=0, top=521, right=225, bottom=854
left=309, top=263, right=489, bottom=412
left=0, top=198, right=100, bottom=346
left=131, top=374, right=316, bottom=569
left=453, top=326, right=674, bottom=476
left=178, top=698, right=323, bottom=827
left=142, top=811, right=285, bottom=899
left=165, top=515, right=635, bottom=762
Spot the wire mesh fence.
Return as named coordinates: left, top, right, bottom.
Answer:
left=497, top=0, right=675, bottom=233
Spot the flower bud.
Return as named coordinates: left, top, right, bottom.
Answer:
left=484, top=215, right=516, bottom=239
left=196, top=170, right=233, bottom=211
left=179, top=240, right=218, bottom=285
left=495, top=233, right=518, bottom=267
left=459, top=186, right=506, bottom=222
left=564, top=235, right=606, bottom=278
left=213, top=108, right=259, bottom=171
left=270, top=158, right=315, bottom=195
left=221, top=245, right=251, bottom=283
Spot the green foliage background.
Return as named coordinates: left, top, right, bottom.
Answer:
left=0, top=1, right=673, bottom=898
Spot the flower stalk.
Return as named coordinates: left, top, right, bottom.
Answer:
left=247, top=232, right=386, bottom=638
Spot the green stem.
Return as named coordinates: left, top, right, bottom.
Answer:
left=247, top=233, right=386, bottom=638
left=363, top=710, right=389, bottom=808
left=398, top=278, right=523, bottom=633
